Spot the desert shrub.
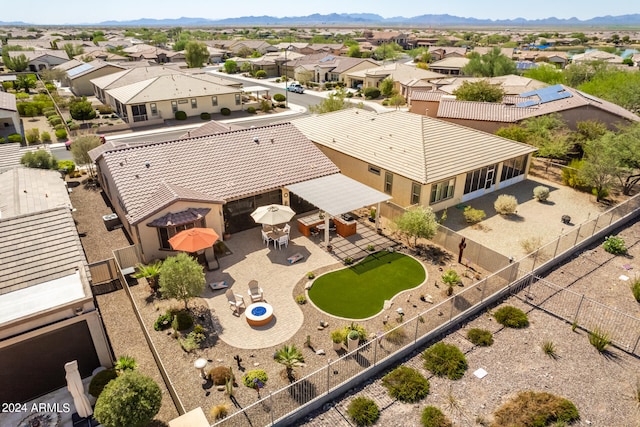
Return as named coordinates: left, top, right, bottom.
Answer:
left=467, top=328, right=493, bottom=346
left=255, top=70, right=267, bottom=78
left=383, top=322, right=407, bottom=344
left=89, top=368, right=117, bottom=398
left=382, top=366, right=430, bottom=403
left=295, top=294, right=307, bottom=304
left=43, top=108, right=57, bottom=117
left=174, top=110, right=187, bottom=120
left=260, top=99, right=271, bottom=112
left=422, top=342, right=467, bottom=380
left=492, top=391, right=579, bottom=427
left=441, top=269, right=461, bottom=285
left=363, top=87, right=381, bottom=99
left=171, top=310, right=193, bottom=331
left=520, top=236, right=543, bottom=253
left=153, top=311, right=173, bottom=331
left=210, top=403, right=230, bottom=420
left=45, top=83, right=56, bottom=92
left=55, top=129, right=67, bottom=140
left=25, top=128, right=40, bottom=144
left=273, top=93, right=286, bottom=102
left=463, top=206, right=485, bottom=223
left=41, top=131, right=51, bottom=142
left=68, top=122, right=80, bottom=131
left=200, top=112, right=211, bottom=120
left=208, top=366, right=234, bottom=385
left=180, top=335, right=199, bottom=352
left=94, top=371, right=161, bottom=427
left=16, top=92, right=30, bottom=99
left=533, top=185, right=550, bottom=201
left=632, top=278, right=640, bottom=302
left=246, top=106, right=256, bottom=114
left=21, top=151, right=57, bottom=169
left=494, top=306, right=529, bottom=328
left=562, top=158, right=588, bottom=188
left=494, top=194, right=518, bottom=215
left=541, top=340, right=557, bottom=358
left=603, top=235, right=626, bottom=255
left=0, top=137, right=5, bottom=144
left=588, top=327, right=610, bottom=352
left=97, top=104, right=113, bottom=114
left=347, top=396, right=379, bottom=426
left=8, top=133, right=23, bottom=143
left=421, top=406, right=452, bottom=427
left=242, top=369, right=268, bottom=388
left=54, top=124, right=66, bottom=130
left=343, top=323, right=367, bottom=344
left=48, top=114, right=61, bottom=123
left=114, top=355, right=138, bottom=373
left=221, top=107, right=231, bottom=116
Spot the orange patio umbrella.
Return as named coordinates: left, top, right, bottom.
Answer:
left=168, top=227, right=220, bottom=253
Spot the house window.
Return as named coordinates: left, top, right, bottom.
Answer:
left=212, top=96, right=218, bottom=106
left=384, top=172, right=393, bottom=194
left=368, top=165, right=381, bottom=175
left=411, top=182, right=421, bottom=205
left=430, top=179, right=455, bottom=204
left=464, top=165, right=497, bottom=194
left=500, top=155, right=527, bottom=181
left=156, top=217, right=206, bottom=250
left=235, top=94, right=241, bottom=105
left=150, top=103, right=157, bottom=115
left=191, top=98, right=197, bottom=109
left=171, top=101, right=178, bottom=113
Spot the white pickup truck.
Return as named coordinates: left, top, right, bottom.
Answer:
left=286, top=83, right=305, bottom=94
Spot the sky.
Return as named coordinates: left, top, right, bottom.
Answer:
left=8, top=0, right=638, bottom=25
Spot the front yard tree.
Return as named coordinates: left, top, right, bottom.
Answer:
left=309, top=88, right=355, bottom=114
left=20, top=150, right=58, bottom=169
left=453, top=80, right=505, bottom=103
left=62, top=43, right=84, bottom=59
left=93, top=371, right=161, bottom=427
left=5, top=53, right=29, bottom=72
left=579, top=134, right=618, bottom=201
left=70, top=135, right=102, bottom=178
left=159, top=252, right=205, bottom=310
left=223, top=59, right=238, bottom=74
left=394, top=206, right=438, bottom=248
left=380, top=77, right=396, bottom=98
left=184, top=41, right=209, bottom=68
left=463, top=47, right=516, bottom=77
left=69, top=97, right=97, bottom=123
left=15, top=74, right=36, bottom=93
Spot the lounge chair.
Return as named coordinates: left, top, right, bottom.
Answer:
left=204, top=247, right=219, bottom=271
left=247, top=280, right=264, bottom=302
left=225, top=289, right=246, bottom=314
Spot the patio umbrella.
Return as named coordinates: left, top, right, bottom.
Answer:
left=169, top=227, right=220, bottom=253
left=250, top=204, right=296, bottom=226
left=64, top=361, right=93, bottom=418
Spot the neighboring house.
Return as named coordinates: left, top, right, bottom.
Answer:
left=89, top=123, right=340, bottom=262
left=291, top=109, right=537, bottom=215
left=364, top=31, right=408, bottom=49
left=271, top=42, right=345, bottom=56
left=55, top=59, right=126, bottom=96
left=427, top=46, right=468, bottom=61
left=0, top=91, right=21, bottom=140
left=428, top=75, right=548, bottom=96
left=514, top=50, right=568, bottom=68
left=0, top=167, right=112, bottom=403
left=73, top=49, right=129, bottom=62
left=571, top=50, right=624, bottom=64
left=228, top=40, right=272, bottom=56
left=410, top=84, right=639, bottom=133
left=5, top=38, right=54, bottom=50
left=472, top=47, right=515, bottom=59
left=91, top=67, right=243, bottom=126
left=344, top=62, right=444, bottom=96
left=428, top=57, right=469, bottom=76
left=8, top=49, right=69, bottom=71
left=123, top=44, right=184, bottom=63
left=307, top=55, right=379, bottom=85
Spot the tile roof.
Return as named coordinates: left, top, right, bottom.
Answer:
left=291, top=109, right=536, bottom=185
left=437, top=99, right=538, bottom=122
left=92, top=123, right=339, bottom=225
left=180, top=121, right=243, bottom=139
left=0, top=91, right=17, bottom=112
left=0, top=168, right=72, bottom=218
left=348, top=62, right=444, bottom=80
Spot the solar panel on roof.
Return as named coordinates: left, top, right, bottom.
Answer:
left=319, top=56, right=335, bottom=62
left=517, top=100, right=539, bottom=108
left=67, top=63, right=94, bottom=77
left=517, top=84, right=572, bottom=107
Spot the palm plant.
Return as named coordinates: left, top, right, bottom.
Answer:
left=133, top=261, right=162, bottom=290
left=114, top=355, right=138, bottom=375
left=274, top=344, right=305, bottom=382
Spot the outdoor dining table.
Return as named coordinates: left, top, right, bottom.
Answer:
left=267, top=229, right=286, bottom=240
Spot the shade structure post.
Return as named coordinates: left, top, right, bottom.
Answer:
left=324, top=216, right=330, bottom=248
left=375, top=202, right=381, bottom=230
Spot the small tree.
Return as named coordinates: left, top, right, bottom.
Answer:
left=453, top=80, right=505, bottom=103
left=309, top=88, right=352, bottom=114
left=184, top=40, right=209, bottom=68
left=70, top=134, right=102, bottom=178
left=393, top=206, right=438, bottom=248
left=380, top=77, right=395, bottom=98
left=494, top=194, right=518, bottom=215
left=274, top=344, right=305, bottom=382
left=223, top=59, right=238, bottom=74
left=69, top=97, right=97, bottom=123
left=158, top=252, right=205, bottom=310
left=6, top=53, right=29, bottom=72
left=20, top=150, right=58, bottom=170
left=93, top=371, right=161, bottom=427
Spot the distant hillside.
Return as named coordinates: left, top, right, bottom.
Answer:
left=2, top=13, right=640, bottom=27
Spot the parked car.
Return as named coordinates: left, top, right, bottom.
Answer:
left=66, top=134, right=106, bottom=150
left=287, top=83, right=305, bottom=94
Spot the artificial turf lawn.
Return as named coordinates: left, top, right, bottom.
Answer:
left=308, top=251, right=426, bottom=319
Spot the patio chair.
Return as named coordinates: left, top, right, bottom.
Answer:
left=204, top=247, right=219, bottom=271
left=247, top=280, right=264, bottom=302
left=276, top=234, right=289, bottom=249
left=261, top=229, right=271, bottom=246
left=225, top=289, right=246, bottom=314
left=283, top=224, right=291, bottom=235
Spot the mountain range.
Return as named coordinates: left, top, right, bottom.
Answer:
left=2, top=13, right=640, bottom=27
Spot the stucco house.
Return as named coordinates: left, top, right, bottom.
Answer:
left=0, top=167, right=111, bottom=403
left=89, top=123, right=339, bottom=263
left=0, top=91, right=21, bottom=140
left=343, top=62, right=445, bottom=96
left=428, top=57, right=469, bottom=76
left=8, top=49, right=69, bottom=71
left=91, top=67, right=243, bottom=126
left=55, top=59, right=127, bottom=96
left=292, top=109, right=537, bottom=216
left=410, top=84, right=640, bottom=133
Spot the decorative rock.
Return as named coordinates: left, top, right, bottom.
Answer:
left=216, top=385, right=225, bottom=391
left=253, top=362, right=260, bottom=366
left=216, top=359, right=223, bottom=363
left=317, top=326, right=324, bottom=330
left=305, top=282, right=313, bottom=290
left=315, top=349, right=325, bottom=355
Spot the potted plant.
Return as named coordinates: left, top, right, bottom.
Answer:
left=368, top=207, right=376, bottom=223
left=330, top=330, right=344, bottom=351
left=347, top=330, right=360, bottom=352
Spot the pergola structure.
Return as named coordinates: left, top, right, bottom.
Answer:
left=286, top=174, right=391, bottom=248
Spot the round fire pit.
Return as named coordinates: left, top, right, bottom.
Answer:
left=245, top=302, right=274, bottom=327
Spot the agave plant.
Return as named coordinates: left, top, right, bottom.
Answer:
left=114, top=355, right=137, bottom=375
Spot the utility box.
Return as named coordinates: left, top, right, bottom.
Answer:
left=102, top=213, right=121, bottom=231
